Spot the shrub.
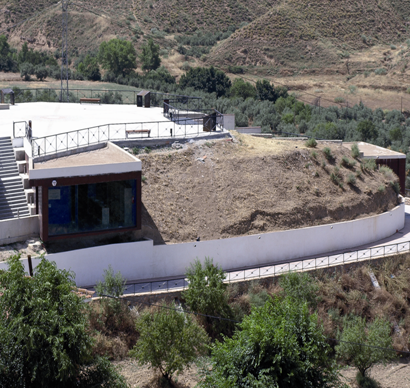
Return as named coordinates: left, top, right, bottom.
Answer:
left=341, top=155, right=356, bottom=168
left=364, top=159, right=377, bottom=171
left=144, top=146, right=151, bottom=153
left=374, top=68, right=387, bottom=75
left=183, top=257, right=234, bottom=339
left=311, top=150, right=318, bottom=159
left=379, top=165, right=395, bottom=181
left=305, top=138, right=317, bottom=148
left=334, top=97, right=345, bottom=103
left=323, top=147, right=333, bottom=161
left=351, top=143, right=360, bottom=158
left=390, top=181, right=400, bottom=194
left=141, top=176, right=147, bottom=183
left=347, top=173, right=356, bottom=185
left=279, top=272, right=319, bottom=307
left=130, top=302, right=209, bottom=382
left=200, top=296, right=341, bottom=388
left=378, top=185, right=385, bottom=192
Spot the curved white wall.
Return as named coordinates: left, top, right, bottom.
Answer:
left=0, top=204, right=405, bottom=287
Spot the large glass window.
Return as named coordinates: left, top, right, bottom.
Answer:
left=48, top=180, right=136, bottom=236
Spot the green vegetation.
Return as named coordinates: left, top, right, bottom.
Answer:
left=305, top=137, right=317, bottom=148
left=139, top=38, right=161, bottom=72
left=351, top=143, right=360, bottom=158
left=336, top=316, right=394, bottom=386
left=179, top=66, right=232, bottom=97
left=98, top=38, right=137, bottom=76
left=183, top=257, right=234, bottom=338
left=200, top=296, right=340, bottom=388
left=323, top=147, right=333, bottom=161
left=130, top=302, right=208, bottom=383
left=341, top=156, right=356, bottom=168
left=0, top=255, right=127, bottom=387
left=229, top=78, right=256, bottom=99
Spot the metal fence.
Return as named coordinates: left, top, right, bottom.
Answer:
left=12, top=87, right=201, bottom=108
left=113, top=240, right=410, bottom=296
left=13, top=116, right=223, bottom=157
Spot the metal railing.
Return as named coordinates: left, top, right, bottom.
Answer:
left=163, top=102, right=224, bottom=132
left=17, top=116, right=224, bottom=157
left=113, top=240, right=410, bottom=296
left=12, top=87, right=201, bottom=108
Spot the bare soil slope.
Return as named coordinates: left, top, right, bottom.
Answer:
left=139, top=134, right=398, bottom=244
left=208, top=0, right=410, bottom=69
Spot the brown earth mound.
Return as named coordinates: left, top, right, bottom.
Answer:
left=139, top=134, right=399, bottom=244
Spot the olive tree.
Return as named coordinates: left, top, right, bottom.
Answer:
left=336, top=316, right=394, bottom=384
left=130, top=302, right=209, bottom=382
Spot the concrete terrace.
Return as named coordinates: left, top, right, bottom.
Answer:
left=0, top=102, right=224, bottom=140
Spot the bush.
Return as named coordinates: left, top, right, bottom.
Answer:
left=19, top=62, right=34, bottom=81
left=0, top=256, right=127, bottom=387
left=34, top=65, right=48, bottom=81
left=374, top=68, right=387, bottom=75
left=341, top=155, right=356, bottom=168
left=304, top=137, right=317, bottom=148
left=351, top=143, right=360, bottom=158
left=334, top=97, right=345, bottom=103
left=323, top=147, right=333, bottom=161
left=363, top=159, right=377, bottom=171
left=279, top=272, right=319, bottom=307
left=347, top=173, right=356, bottom=185
left=130, top=302, right=209, bottom=382
left=200, top=296, right=341, bottom=388
left=183, top=257, right=234, bottom=339
left=379, top=165, right=395, bottom=181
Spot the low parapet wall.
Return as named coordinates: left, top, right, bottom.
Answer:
left=0, top=204, right=405, bottom=287
left=0, top=215, right=39, bottom=245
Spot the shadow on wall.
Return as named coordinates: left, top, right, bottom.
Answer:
left=141, top=202, right=165, bottom=245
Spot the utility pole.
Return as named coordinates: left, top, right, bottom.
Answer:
left=60, top=0, right=69, bottom=102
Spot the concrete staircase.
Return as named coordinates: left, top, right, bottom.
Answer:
left=0, top=137, right=30, bottom=220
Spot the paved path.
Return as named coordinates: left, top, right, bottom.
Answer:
left=118, top=205, right=410, bottom=295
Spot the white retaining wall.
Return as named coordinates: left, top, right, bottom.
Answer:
left=0, top=204, right=405, bottom=287
left=0, top=215, right=39, bottom=245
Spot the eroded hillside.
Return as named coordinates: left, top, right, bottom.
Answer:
left=139, top=134, right=399, bottom=244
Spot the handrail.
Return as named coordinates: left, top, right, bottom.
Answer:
left=105, top=239, right=410, bottom=296
left=28, top=117, right=224, bottom=157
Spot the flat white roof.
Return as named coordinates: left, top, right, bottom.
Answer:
left=30, top=142, right=141, bottom=180
left=343, top=142, right=406, bottom=159
left=0, top=102, right=167, bottom=138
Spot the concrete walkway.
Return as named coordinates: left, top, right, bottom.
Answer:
left=119, top=205, right=410, bottom=295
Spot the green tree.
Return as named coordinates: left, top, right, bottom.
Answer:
left=98, top=38, right=137, bottom=76
left=0, top=255, right=128, bottom=388
left=139, top=38, right=161, bottom=72
left=230, top=78, right=256, bottom=99
left=19, top=62, right=34, bottom=81
left=34, top=65, right=48, bottom=81
left=130, top=302, right=209, bottom=382
left=357, top=120, right=378, bottom=141
left=256, top=79, right=276, bottom=101
left=200, top=296, right=341, bottom=388
left=336, top=316, right=394, bottom=384
left=0, top=34, right=18, bottom=72
left=179, top=66, right=231, bottom=97
left=77, top=54, right=101, bottom=81
left=183, top=257, right=234, bottom=338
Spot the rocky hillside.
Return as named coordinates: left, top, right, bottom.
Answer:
left=2, top=0, right=410, bottom=74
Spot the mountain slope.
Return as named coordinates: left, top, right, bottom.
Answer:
left=207, top=0, right=410, bottom=69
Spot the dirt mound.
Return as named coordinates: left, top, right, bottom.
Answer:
left=139, top=134, right=399, bottom=244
